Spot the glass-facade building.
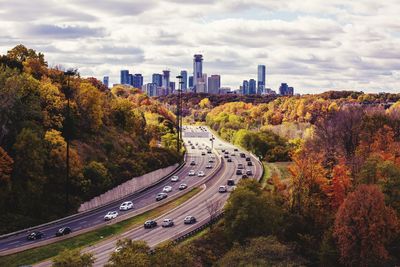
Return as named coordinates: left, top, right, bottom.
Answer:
left=257, top=65, right=266, bottom=95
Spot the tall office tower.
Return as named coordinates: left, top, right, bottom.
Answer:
left=188, top=76, right=193, bottom=88
left=202, top=73, right=208, bottom=92
left=180, top=70, right=188, bottom=92
left=193, top=54, right=203, bottom=90
left=162, top=70, right=170, bottom=94
left=143, top=83, right=157, bottom=97
left=208, top=75, right=221, bottom=94
left=152, top=73, right=163, bottom=87
left=249, top=79, right=257, bottom=94
left=128, top=74, right=134, bottom=86
left=169, top=82, right=176, bottom=92
left=120, top=70, right=129, bottom=84
left=242, top=80, right=249, bottom=95
left=288, top=86, right=294, bottom=95
left=133, top=74, right=143, bottom=88
left=103, top=76, right=109, bottom=88
left=257, top=65, right=266, bottom=95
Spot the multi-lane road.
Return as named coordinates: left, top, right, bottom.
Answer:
left=0, top=127, right=219, bottom=254
left=0, top=126, right=263, bottom=267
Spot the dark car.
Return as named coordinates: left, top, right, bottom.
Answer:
left=246, top=170, right=253, bottom=176
left=227, top=179, right=235, bottom=186
left=238, top=163, right=244, bottom=169
left=144, top=220, right=157, bottom=229
left=242, top=174, right=248, bottom=179
left=224, top=154, right=229, bottom=158
left=190, top=160, right=196, bottom=166
left=234, top=148, right=238, bottom=152
left=224, top=151, right=229, bottom=154
left=247, top=161, right=253, bottom=166
left=246, top=157, right=251, bottom=161
left=227, top=158, right=232, bottom=162
left=55, top=227, right=71, bottom=237
left=236, top=169, right=242, bottom=175
left=240, top=153, right=246, bottom=158
left=156, top=192, right=168, bottom=201
left=27, top=231, right=44, bottom=241
left=184, top=216, right=197, bottom=224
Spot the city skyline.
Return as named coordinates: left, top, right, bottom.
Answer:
left=0, top=1, right=399, bottom=94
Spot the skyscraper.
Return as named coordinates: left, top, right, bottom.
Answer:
left=208, top=75, right=221, bottom=94
left=242, top=80, right=249, bottom=95
left=162, top=70, right=170, bottom=94
left=120, top=70, right=129, bottom=84
left=279, top=83, right=294, bottom=95
left=133, top=74, right=143, bottom=88
left=103, top=76, right=109, bottom=88
left=128, top=74, right=133, bottom=86
left=180, top=70, right=188, bottom=92
left=257, top=65, right=266, bottom=95
left=152, top=73, right=162, bottom=87
left=249, top=79, right=257, bottom=94
left=188, top=76, right=193, bottom=88
left=143, top=83, right=157, bottom=97
left=193, top=54, right=203, bottom=90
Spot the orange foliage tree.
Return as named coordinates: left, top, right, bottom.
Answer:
left=333, top=184, right=399, bottom=266
left=325, top=162, right=352, bottom=211
left=0, top=147, right=13, bottom=184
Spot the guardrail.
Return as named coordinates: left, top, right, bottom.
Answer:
left=0, top=152, right=188, bottom=241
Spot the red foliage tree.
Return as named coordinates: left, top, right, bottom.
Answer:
left=325, top=162, right=352, bottom=211
left=333, top=184, right=399, bottom=266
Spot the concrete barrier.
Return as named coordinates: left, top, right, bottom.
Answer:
left=78, top=164, right=179, bottom=212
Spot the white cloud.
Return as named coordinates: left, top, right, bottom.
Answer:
left=0, top=0, right=399, bottom=93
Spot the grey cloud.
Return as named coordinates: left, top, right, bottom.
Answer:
left=73, top=0, right=156, bottom=16
left=25, top=25, right=106, bottom=39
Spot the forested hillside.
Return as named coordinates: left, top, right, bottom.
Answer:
left=0, top=45, right=180, bottom=233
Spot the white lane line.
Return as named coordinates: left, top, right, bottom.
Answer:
left=8, top=240, right=21, bottom=245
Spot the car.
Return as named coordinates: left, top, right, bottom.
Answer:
left=240, top=153, right=246, bottom=158
left=188, top=170, right=195, bottom=176
left=144, top=220, right=157, bottom=229
left=191, top=146, right=195, bottom=149
left=238, top=163, right=244, bottom=169
left=115, top=246, right=123, bottom=253
left=163, top=186, right=172, bottom=192
left=104, top=211, right=118, bottom=221
left=246, top=170, right=253, bottom=176
left=242, top=174, right=248, bottom=179
left=55, top=227, right=71, bottom=237
left=227, top=179, right=235, bottom=186
left=119, top=201, right=133, bottom=211
left=224, top=154, right=229, bottom=158
left=27, top=231, right=44, bottom=241
left=190, top=160, right=196, bottom=166
left=221, top=149, right=225, bottom=152
left=156, top=192, right=168, bottom=201
left=201, top=152, right=206, bottom=156
left=209, top=159, right=214, bottom=163
left=207, top=150, right=212, bottom=154
left=234, top=148, right=239, bottom=152
left=219, top=185, right=227, bottom=193
left=197, top=171, right=205, bottom=177
left=179, top=183, right=188, bottom=190
left=227, top=158, right=232, bottom=162
left=171, top=175, right=179, bottom=182
left=246, top=157, right=251, bottom=161
left=236, top=169, right=243, bottom=175
left=224, top=151, right=229, bottom=154
left=247, top=161, right=253, bottom=166
left=162, top=219, right=174, bottom=227
left=231, top=153, right=236, bottom=156
left=184, top=216, right=197, bottom=224
left=206, top=164, right=213, bottom=169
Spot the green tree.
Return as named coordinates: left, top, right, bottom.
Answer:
left=224, top=180, right=282, bottom=243
left=83, top=161, right=111, bottom=197
left=106, top=239, right=150, bottom=267
left=150, top=241, right=195, bottom=267
left=52, top=249, right=94, bottom=267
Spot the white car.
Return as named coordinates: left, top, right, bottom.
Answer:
left=119, top=201, right=133, bottom=211
left=171, top=175, right=179, bottom=182
left=104, top=211, right=118, bottom=221
left=206, top=164, right=212, bottom=169
left=218, top=185, right=227, bottom=193
left=162, top=218, right=174, bottom=227
left=163, top=186, right=172, bottom=193
left=197, top=171, right=205, bottom=177
left=188, top=170, right=195, bottom=176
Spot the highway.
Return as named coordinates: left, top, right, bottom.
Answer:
left=0, top=127, right=220, bottom=254
left=35, top=126, right=263, bottom=266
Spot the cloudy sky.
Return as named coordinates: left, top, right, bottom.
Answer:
left=0, top=0, right=399, bottom=94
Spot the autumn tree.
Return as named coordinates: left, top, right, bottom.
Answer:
left=333, top=184, right=399, bottom=266
left=0, top=146, right=13, bottom=184
left=325, top=162, right=352, bottom=210
left=52, top=249, right=94, bottom=267
left=106, top=239, right=150, bottom=267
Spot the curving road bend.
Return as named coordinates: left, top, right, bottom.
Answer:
left=0, top=127, right=219, bottom=254
left=35, top=126, right=263, bottom=266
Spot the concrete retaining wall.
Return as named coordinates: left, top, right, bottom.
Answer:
left=78, top=164, right=179, bottom=212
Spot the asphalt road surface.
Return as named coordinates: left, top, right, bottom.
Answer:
left=35, top=125, right=263, bottom=266
left=0, top=127, right=219, bottom=253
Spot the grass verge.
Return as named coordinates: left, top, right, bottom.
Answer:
left=261, top=162, right=272, bottom=189
left=0, top=187, right=201, bottom=267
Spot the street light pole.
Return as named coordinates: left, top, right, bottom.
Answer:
left=176, top=75, right=183, bottom=153
left=64, top=69, right=75, bottom=212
